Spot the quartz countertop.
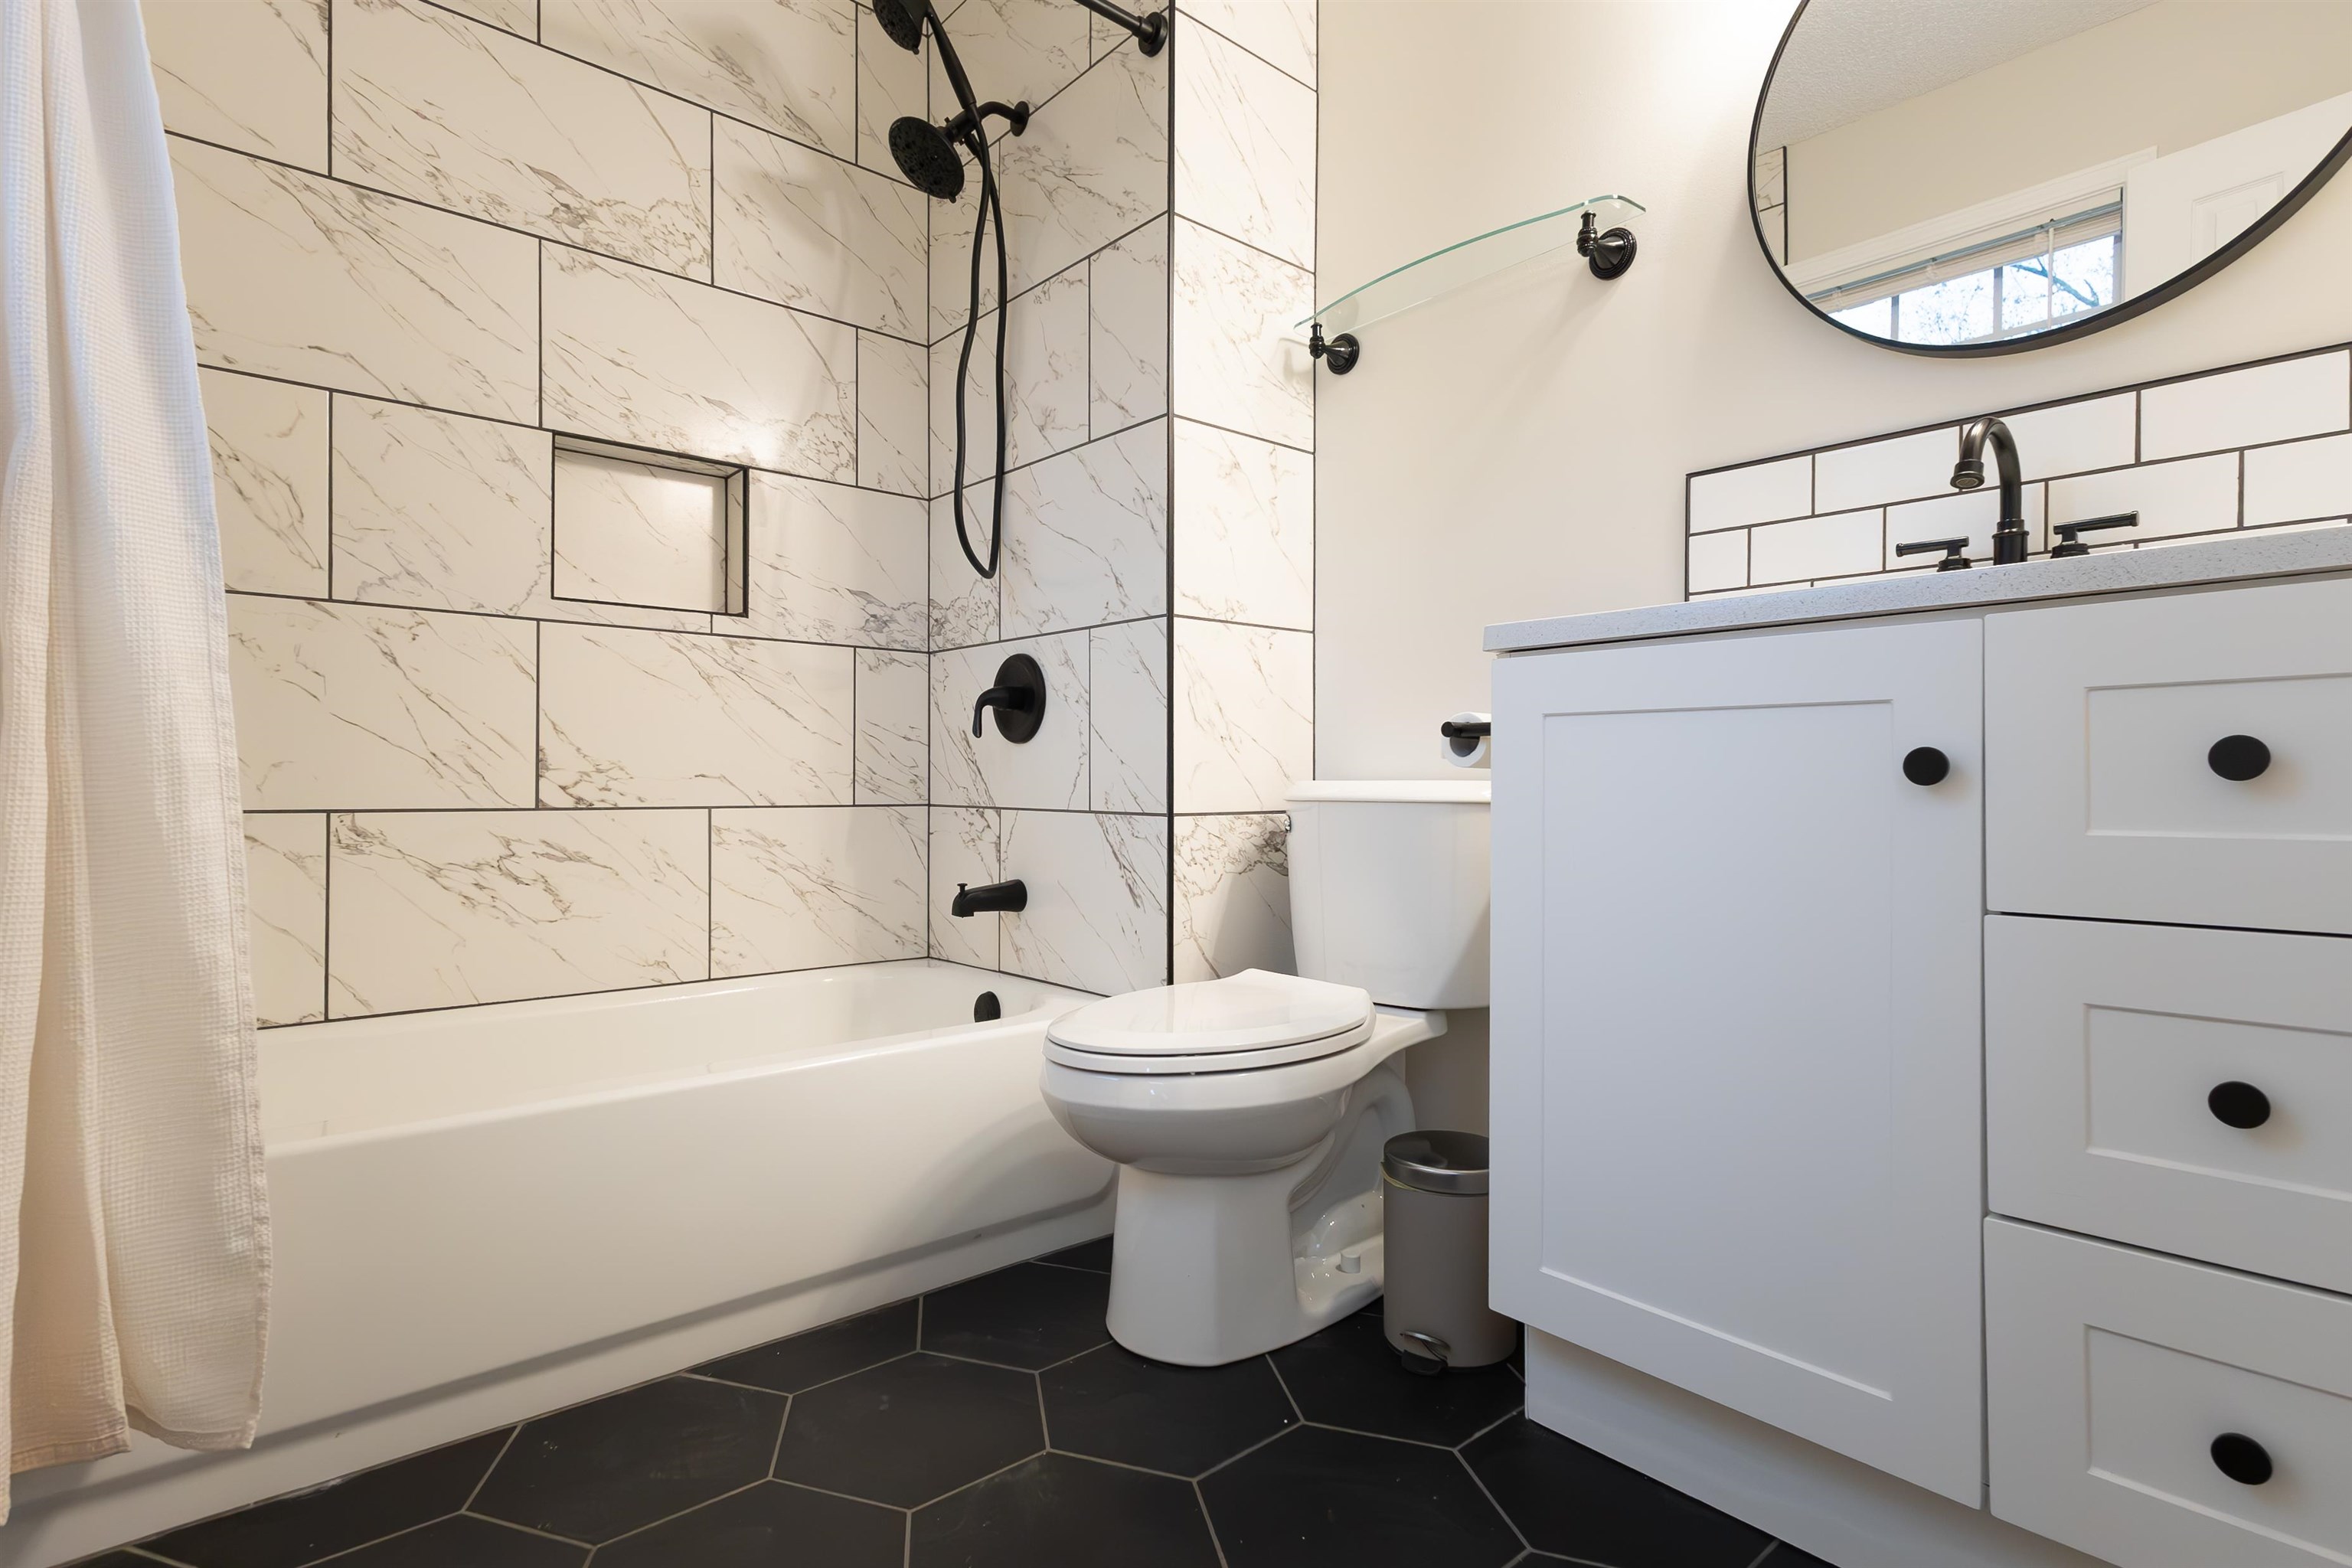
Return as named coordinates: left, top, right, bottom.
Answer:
left=1485, top=529, right=2352, bottom=653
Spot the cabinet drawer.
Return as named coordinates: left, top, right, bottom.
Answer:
left=1987, top=577, right=2352, bottom=935
left=1988, top=916, right=2352, bottom=1295
left=1988, top=1220, right=2352, bottom=1568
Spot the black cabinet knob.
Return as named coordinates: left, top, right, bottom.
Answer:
left=2210, top=1432, right=2273, bottom=1486
left=2207, top=1081, right=2272, bottom=1130
left=2208, top=734, right=2271, bottom=782
left=1902, top=746, right=1951, bottom=786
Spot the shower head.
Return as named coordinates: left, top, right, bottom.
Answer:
left=872, top=0, right=926, bottom=52
left=890, top=116, right=967, bottom=201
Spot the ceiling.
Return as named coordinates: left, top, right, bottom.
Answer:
left=1757, top=0, right=2158, bottom=147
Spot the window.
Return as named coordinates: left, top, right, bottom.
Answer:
left=1817, top=207, right=2120, bottom=348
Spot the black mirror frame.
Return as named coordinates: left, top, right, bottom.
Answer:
left=1748, top=0, right=2352, bottom=358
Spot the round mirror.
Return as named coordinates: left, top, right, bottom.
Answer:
left=1749, top=1, right=2352, bottom=354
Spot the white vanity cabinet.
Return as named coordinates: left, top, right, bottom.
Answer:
left=1488, top=617, right=1988, bottom=1505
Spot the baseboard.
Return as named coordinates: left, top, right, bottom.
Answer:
left=1, top=1199, right=1113, bottom=1568
left=1524, top=1331, right=2115, bottom=1568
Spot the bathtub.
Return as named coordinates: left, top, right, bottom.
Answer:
left=5, top=961, right=1113, bottom=1566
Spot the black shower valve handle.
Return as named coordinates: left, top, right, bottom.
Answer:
left=972, top=684, right=1032, bottom=737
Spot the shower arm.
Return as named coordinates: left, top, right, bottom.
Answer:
left=1073, top=0, right=1168, bottom=54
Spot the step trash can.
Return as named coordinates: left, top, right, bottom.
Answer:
left=1381, top=1130, right=1517, bottom=1373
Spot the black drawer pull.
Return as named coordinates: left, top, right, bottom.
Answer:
left=1901, top=746, right=1950, bottom=786
left=2210, top=1432, right=2273, bottom=1486
left=2207, top=1081, right=2272, bottom=1130
left=2208, top=734, right=2272, bottom=782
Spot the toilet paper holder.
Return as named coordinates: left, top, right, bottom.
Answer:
left=1439, top=718, right=1490, bottom=742
left=1439, top=714, right=1491, bottom=769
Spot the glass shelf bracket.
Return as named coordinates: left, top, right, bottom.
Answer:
left=1303, top=195, right=1644, bottom=375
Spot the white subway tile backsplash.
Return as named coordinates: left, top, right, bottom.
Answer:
left=1171, top=217, right=1314, bottom=452
left=1687, top=455, right=1808, bottom=535
left=1003, top=420, right=1170, bottom=638
left=1172, top=420, right=1312, bottom=629
left=147, top=0, right=328, bottom=170
left=2049, top=452, right=2239, bottom=543
left=855, top=650, right=929, bottom=805
left=1174, top=812, right=1292, bottom=982
left=1883, top=485, right=2046, bottom=567
left=328, top=808, right=708, bottom=1016
left=2141, top=350, right=2350, bottom=460
left=332, top=0, right=714, bottom=277
left=1172, top=619, right=1312, bottom=813
left=1748, top=508, right=1881, bottom=586
left=2245, top=433, right=2352, bottom=527
left=711, top=805, right=926, bottom=975
left=746, top=475, right=927, bottom=648
left=1174, top=21, right=1314, bottom=270
left=172, top=139, right=539, bottom=421
left=929, top=632, right=1090, bottom=809
left=1090, top=620, right=1168, bottom=814
left=541, top=0, right=855, bottom=155
left=1684, top=527, right=1747, bottom=594
left=1002, top=809, right=1168, bottom=995
left=228, top=596, right=537, bottom=809
left=2006, top=394, right=2136, bottom=481
left=928, top=806, right=1001, bottom=968
left=539, top=625, right=854, bottom=806
left=244, top=812, right=327, bottom=1025
left=1814, top=427, right=1956, bottom=514
left=716, top=119, right=925, bottom=337
left=201, top=368, right=328, bottom=597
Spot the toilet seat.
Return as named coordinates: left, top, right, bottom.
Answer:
left=1044, top=971, right=1374, bottom=1075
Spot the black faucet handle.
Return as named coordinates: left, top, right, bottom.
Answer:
left=2050, top=511, right=2139, bottom=557
left=971, top=653, right=1047, bottom=742
left=1896, top=536, right=1973, bottom=572
left=971, top=685, right=1028, bottom=737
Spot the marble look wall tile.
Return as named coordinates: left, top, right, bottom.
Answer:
left=146, top=0, right=328, bottom=170
left=328, top=808, right=708, bottom=1016
left=332, top=0, right=714, bottom=277
left=717, top=120, right=925, bottom=336
left=1172, top=418, right=1311, bottom=629
left=244, top=812, right=327, bottom=1025
left=1002, top=810, right=1168, bottom=995
left=857, top=650, right=929, bottom=804
left=331, top=395, right=713, bottom=631
left=552, top=449, right=733, bottom=612
left=927, top=47, right=1166, bottom=338
left=931, top=0, right=1091, bottom=122
left=1173, top=19, right=1312, bottom=269
left=930, top=267, right=1090, bottom=482
left=928, top=805, right=1000, bottom=967
left=858, top=4, right=927, bottom=181
left=172, top=139, right=538, bottom=422
left=930, top=632, right=1088, bottom=808
left=228, top=595, right=537, bottom=808
left=1172, top=618, right=1310, bottom=813
left=1173, top=812, right=1292, bottom=982
left=1090, top=619, right=1167, bottom=814
left=539, top=624, right=854, bottom=806
left=712, top=805, right=926, bottom=974
left=1171, top=217, right=1313, bottom=451
left=544, top=245, right=857, bottom=478
left=201, top=368, right=328, bottom=597
left=859, top=332, right=929, bottom=497
left=931, top=479, right=1003, bottom=648
left=1003, top=420, right=1168, bottom=637
left=541, top=0, right=854, bottom=155
left=746, top=475, right=928, bottom=648
left=430, top=0, right=535, bottom=33
left=1089, top=220, right=1168, bottom=437
left=1178, top=0, right=1315, bottom=86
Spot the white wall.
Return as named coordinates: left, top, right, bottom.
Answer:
left=1314, top=0, right=2352, bottom=782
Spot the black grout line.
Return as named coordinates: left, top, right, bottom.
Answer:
left=1172, top=3, right=1314, bottom=93
left=460, top=1425, right=521, bottom=1512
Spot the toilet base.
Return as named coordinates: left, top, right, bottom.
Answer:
left=1105, top=1064, right=1413, bottom=1366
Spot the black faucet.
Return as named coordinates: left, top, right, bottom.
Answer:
left=951, top=880, right=1027, bottom=917
left=1952, top=416, right=2029, bottom=565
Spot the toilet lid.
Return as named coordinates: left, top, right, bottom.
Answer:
left=1047, top=971, right=1374, bottom=1067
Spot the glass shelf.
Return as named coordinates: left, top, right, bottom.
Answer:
left=1300, top=195, right=1645, bottom=337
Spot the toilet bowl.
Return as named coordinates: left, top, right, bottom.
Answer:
left=1039, top=780, right=1490, bottom=1366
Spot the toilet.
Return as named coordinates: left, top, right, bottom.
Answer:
left=1040, top=780, right=1490, bottom=1366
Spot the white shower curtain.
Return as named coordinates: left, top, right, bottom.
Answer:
left=0, top=0, right=270, bottom=1520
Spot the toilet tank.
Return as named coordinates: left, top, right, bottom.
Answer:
left=1285, top=780, right=1489, bottom=1008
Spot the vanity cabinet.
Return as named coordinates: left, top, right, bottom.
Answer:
left=1488, top=617, right=1988, bottom=1506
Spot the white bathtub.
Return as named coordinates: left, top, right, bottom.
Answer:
left=5, top=961, right=1113, bottom=1566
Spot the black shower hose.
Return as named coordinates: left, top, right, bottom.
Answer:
left=950, top=126, right=1011, bottom=581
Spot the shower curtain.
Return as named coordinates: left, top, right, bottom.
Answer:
left=0, top=0, right=270, bottom=1520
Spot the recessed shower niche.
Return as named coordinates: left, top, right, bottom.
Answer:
left=549, top=435, right=748, bottom=617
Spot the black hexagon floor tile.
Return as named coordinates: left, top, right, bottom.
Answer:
left=593, top=1480, right=903, bottom=1568
left=142, top=1429, right=511, bottom=1568
left=469, top=1377, right=783, bottom=1544
left=692, top=1298, right=919, bottom=1393
left=1200, top=1425, right=1521, bottom=1568
left=1040, top=1344, right=1295, bottom=1477
left=1269, top=1307, right=1522, bottom=1446
left=772, top=1351, right=1042, bottom=1508
left=1035, top=1235, right=1112, bottom=1272
left=322, top=1514, right=583, bottom=1566
left=1464, top=1417, right=1772, bottom=1568
left=911, top=1452, right=1218, bottom=1568
left=921, top=1262, right=1112, bottom=1370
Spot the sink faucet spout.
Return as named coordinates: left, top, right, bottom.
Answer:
left=1952, top=416, right=2028, bottom=565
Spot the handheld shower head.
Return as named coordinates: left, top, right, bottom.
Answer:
left=889, top=116, right=966, bottom=201
left=872, top=0, right=926, bottom=52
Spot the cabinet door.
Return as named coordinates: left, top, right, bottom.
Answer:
left=1491, top=619, right=1984, bottom=1505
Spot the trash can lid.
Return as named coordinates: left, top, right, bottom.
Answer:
left=1382, top=1131, right=1489, bottom=1195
